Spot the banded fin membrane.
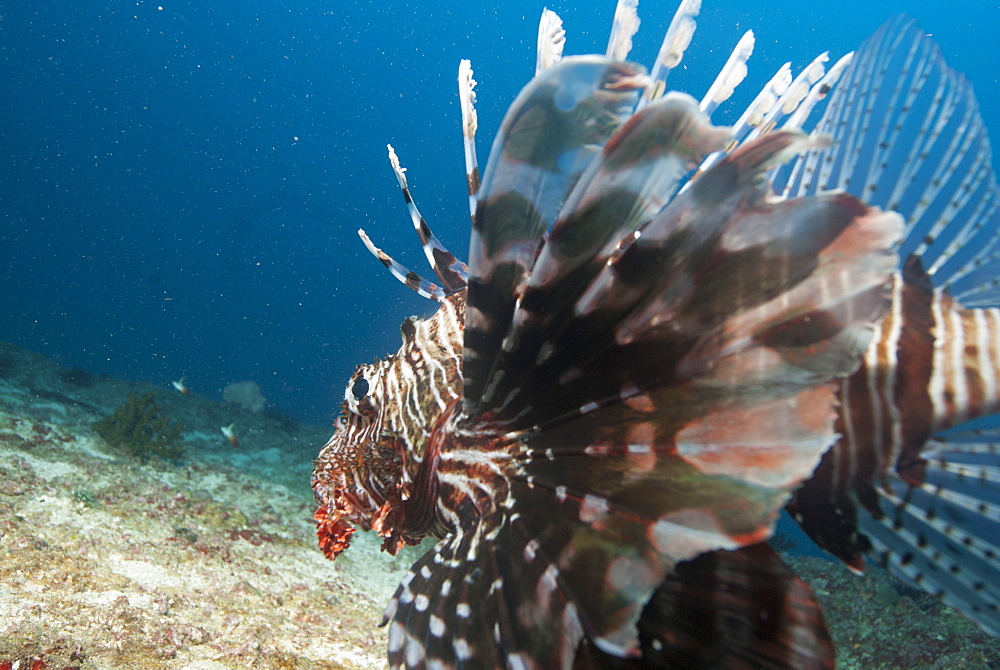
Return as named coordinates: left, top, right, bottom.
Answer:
left=379, top=41, right=901, bottom=664
left=574, top=544, right=834, bottom=670
left=447, top=91, right=900, bottom=662
left=461, top=57, right=646, bottom=421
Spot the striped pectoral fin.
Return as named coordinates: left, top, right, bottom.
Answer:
left=385, top=527, right=510, bottom=670
left=383, top=170, right=886, bottom=666
left=667, top=191, right=901, bottom=393
left=395, top=446, right=782, bottom=669
left=574, top=543, right=834, bottom=670
left=385, top=509, right=607, bottom=670
left=465, top=129, right=902, bottom=433
left=535, top=91, right=731, bottom=289
left=495, top=381, right=847, bottom=665
left=499, top=465, right=809, bottom=665
left=463, top=56, right=646, bottom=419
left=469, top=91, right=731, bottom=421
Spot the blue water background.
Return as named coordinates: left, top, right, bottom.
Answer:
left=2, top=0, right=998, bottom=430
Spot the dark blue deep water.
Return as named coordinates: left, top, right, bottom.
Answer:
left=2, top=0, right=998, bottom=426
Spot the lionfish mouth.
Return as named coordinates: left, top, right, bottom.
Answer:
left=313, top=428, right=391, bottom=558
left=315, top=400, right=458, bottom=558
left=313, top=498, right=356, bottom=560
left=315, top=465, right=412, bottom=558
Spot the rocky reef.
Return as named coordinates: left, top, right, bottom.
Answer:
left=0, top=340, right=418, bottom=669
left=222, top=381, right=267, bottom=414
left=92, top=392, right=184, bottom=462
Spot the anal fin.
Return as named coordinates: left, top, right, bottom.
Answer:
left=573, top=543, right=833, bottom=669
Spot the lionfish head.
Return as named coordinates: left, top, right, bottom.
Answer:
left=312, top=358, right=400, bottom=559
left=313, top=300, right=465, bottom=560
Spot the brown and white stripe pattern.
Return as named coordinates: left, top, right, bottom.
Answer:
left=311, top=293, right=465, bottom=557
left=821, top=258, right=1000, bottom=499
left=374, top=65, right=901, bottom=668
left=789, top=256, right=1000, bottom=635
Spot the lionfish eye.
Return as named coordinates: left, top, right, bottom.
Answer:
left=351, top=377, right=370, bottom=400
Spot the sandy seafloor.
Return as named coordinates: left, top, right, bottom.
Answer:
left=0, top=340, right=998, bottom=669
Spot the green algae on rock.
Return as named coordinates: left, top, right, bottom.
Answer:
left=94, top=391, right=184, bottom=462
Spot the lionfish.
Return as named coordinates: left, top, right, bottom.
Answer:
left=312, top=1, right=1000, bottom=667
